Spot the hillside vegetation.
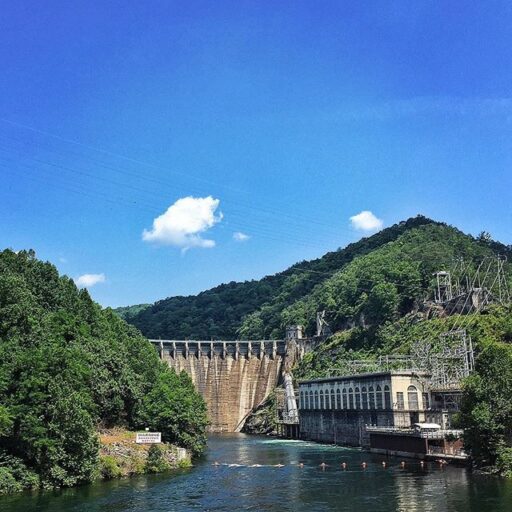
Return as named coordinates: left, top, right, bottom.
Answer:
left=120, top=216, right=511, bottom=341
left=0, top=250, right=207, bottom=494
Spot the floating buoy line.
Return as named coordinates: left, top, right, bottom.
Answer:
left=211, top=460, right=440, bottom=470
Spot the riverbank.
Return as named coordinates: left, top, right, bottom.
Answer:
left=0, top=429, right=192, bottom=496
left=98, top=429, right=191, bottom=479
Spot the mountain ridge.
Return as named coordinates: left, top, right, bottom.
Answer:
left=117, top=216, right=511, bottom=340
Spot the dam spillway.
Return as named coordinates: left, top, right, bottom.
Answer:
left=150, top=339, right=288, bottom=432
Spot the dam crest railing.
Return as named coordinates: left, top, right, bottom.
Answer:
left=149, top=339, right=286, bottom=360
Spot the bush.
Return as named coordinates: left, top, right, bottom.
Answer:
left=0, top=468, right=22, bottom=495
left=0, top=451, right=39, bottom=492
left=99, top=456, right=122, bottom=480
left=145, top=445, right=170, bottom=473
left=496, top=446, right=512, bottom=478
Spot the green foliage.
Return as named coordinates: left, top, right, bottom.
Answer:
left=0, top=450, right=39, bottom=494
left=145, top=445, right=170, bottom=473
left=281, top=223, right=507, bottom=336
left=0, top=249, right=207, bottom=493
left=121, top=217, right=511, bottom=341
left=99, top=455, right=122, bottom=480
left=460, top=342, right=512, bottom=473
left=0, top=406, right=12, bottom=436
left=121, top=216, right=439, bottom=339
left=115, top=303, right=151, bottom=322
left=496, top=446, right=512, bottom=478
left=135, top=371, right=208, bottom=457
left=0, top=468, right=21, bottom=495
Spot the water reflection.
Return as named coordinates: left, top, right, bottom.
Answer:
left=1, top=434, right=511, bottom=511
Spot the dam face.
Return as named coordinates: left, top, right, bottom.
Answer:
left=151, top=340, right=287, bottom=432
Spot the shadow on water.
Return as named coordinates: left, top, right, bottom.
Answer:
left=1, top=433, right=512, bottom=512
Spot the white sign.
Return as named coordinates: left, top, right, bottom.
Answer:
left=136, top=432, right=162, bottom=444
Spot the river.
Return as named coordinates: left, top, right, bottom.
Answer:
left=2, top=434, right=512, bottom=511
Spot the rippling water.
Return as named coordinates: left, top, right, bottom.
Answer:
left=2, top=434, right=512, bottom=511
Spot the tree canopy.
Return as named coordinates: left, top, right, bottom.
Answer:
left=0, top=249, right=207, bottom=493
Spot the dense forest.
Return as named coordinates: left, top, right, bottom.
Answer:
left=119, top=216, right=511, bottom=341
left=0, top=250, right=207, bottom=494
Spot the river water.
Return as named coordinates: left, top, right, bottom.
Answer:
left=2, top=434, right=512, bottom=511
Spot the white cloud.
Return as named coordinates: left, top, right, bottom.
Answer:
left=350, top=211, right=383, bottom=232
left=75, top=273, right=106, bottom=288
left=233, top=231, right=250, bottom=242
left=142, top=196, right=222, bottom=250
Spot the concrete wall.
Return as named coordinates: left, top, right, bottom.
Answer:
left=300, top=409, right=395, bottom=446
left=158, top=340, right=286, bottom=432
left=369, top=433, right=427, bottom=454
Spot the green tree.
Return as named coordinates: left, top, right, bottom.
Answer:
left=362, top=282, right=400, bottom=325
left=460, top=343, right=512, bottom=474
left=0, top=249, right=208, bottom=493
left=136, top=371, right=208, bottom=456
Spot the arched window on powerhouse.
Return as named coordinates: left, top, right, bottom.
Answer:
left=408, top=385, right=419, bottom=410
left=376, top=385, right=383, bottom=409
left=362, top=387, right=368, bottom=409
left=384, top=386, right=391, bottom=409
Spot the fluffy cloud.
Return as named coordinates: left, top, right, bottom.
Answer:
left=233, top=231, right=250, bottom=242
left=142, top=196, right=222, bottom=250
left=75, top=273, right=106, bottom=288
left=350, top=211, right=383, bottom=231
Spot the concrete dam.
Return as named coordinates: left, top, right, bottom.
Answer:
left=150, top=338, right=296, bottom=432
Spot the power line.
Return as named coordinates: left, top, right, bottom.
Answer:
left=0, top=139, right=353, bottom=245
left=0, top=121, right=359, bottom=234
left=0, top=161, right=331, bottom=251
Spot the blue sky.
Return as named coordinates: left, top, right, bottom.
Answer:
left=1, top=1, right=511, bottom=307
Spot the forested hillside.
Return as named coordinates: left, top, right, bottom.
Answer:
left=119, top=216, right=511, bottom=340
left=120, top=216, right=435, bottom=338
left=0, top=250, right=207, bottom=494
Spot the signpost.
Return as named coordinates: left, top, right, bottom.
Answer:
left=136, top=432, right=162, bottom=444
